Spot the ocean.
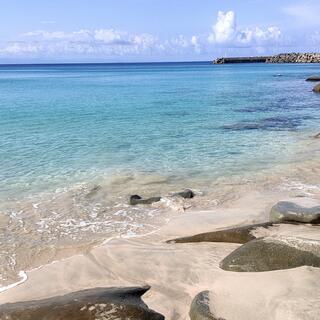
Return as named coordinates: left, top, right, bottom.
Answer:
left=0, top=61, right=320, bottom=286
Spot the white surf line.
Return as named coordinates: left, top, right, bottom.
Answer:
left=0, top=271, right=28, bottom=294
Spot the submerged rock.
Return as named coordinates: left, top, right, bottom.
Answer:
left=220, top=236, right=320, bottom=272
left=313, top=133, right=320, bottom=139
left=190, top=291, right=221, bottom=320
left=313, top=84, right=320, bottom=93
left=172, top=189, right=195, bottom=199
left=306, top=75, right=320, bottom=82
left=0, top=286, right=164, bottom=320
left=167, top=222, right=273, bottom=244
left=129, top=195, right=161, bottom=205
left=129, top=189, right=195, bottom=205
left=270, top=201, right=320, bottom=224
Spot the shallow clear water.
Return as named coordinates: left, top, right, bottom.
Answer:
left=1, top=62, right=319, bottom=199
left=1, top=62, right=320, bottom=286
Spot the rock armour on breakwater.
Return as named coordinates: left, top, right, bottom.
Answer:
left=214, top=53, right=320, bottom=64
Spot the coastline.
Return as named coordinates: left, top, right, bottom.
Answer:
left=1, top=131, right=320, bottom=289
left=0, top=62, right=320, bottom=319
left=1, top=132, right=320, bottom=318
left=1, top=181, right=320, bottom=319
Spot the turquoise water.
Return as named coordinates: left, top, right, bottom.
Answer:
left=0, top=62, right=320, bottom=199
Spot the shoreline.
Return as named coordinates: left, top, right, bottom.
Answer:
left=0, top=132, right=320, bottom=290
left=1, top=186, right=320, bottom=319
left=0, top=132, right=320, bottom=318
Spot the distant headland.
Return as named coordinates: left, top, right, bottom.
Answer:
left=214, top=53, right=320, bottom=64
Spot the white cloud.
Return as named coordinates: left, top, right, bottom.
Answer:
left=208, top=11, right=236, bottom=43
left=208, top=11, right=281, bottom=47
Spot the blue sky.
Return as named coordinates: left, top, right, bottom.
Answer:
left=0, top=0, right=319, bottom=63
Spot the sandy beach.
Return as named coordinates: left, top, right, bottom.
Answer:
left=1, top=175, right=320, bottom=319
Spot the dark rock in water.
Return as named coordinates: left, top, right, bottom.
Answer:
left=313, top=133, right=320, bottom=139
left=220, top=236, right=320, bottom=272
left=190, top=291, right=223, bottom=320
left=306, top=75, right=320, bottom=82
left=172, top=189, right=195, bottom=199
left=167, top=222, right=273, bottom=244
left=129, top=195, right=161, bottom=205
left=0, top=286, right=164, bottom=320
left=270, top=201, right=320, bottom=224
left=222, top=115, right=306, bottom=132
left=85, top=185, right=101, bottom=198
left=313, top=84, right=320, bottom=93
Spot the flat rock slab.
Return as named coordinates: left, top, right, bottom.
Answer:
left=0, top=286, right=164, bottom=320
left=270, top=201, right=320, bottom=224
left=167, top=222, right=273, bottom=244
left=220, top=236, right=320, bottom=272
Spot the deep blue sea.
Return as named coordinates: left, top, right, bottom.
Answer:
left=0, top=61, right=319, bottom=200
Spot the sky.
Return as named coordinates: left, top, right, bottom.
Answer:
left=0, top=0, right=319, bottom=63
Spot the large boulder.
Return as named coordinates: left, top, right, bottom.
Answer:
left=190, top=291, right=222, bottom=320
left=167, top=222, right=273, bottom=244
left=220, top=236, right=320, bottom=272
left=0, top=286, right=164, bottom=320
left=270, top=201, right=320, bottom=224
left=313, top=84, right=320, bottom=93
left=306, top=75, right=320, bottom=81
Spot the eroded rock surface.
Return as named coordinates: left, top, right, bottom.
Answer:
left=167, top=222, right=273, bottom=244
left=313, top=84, right=320, bottom=93
left=306, top=75, right=320, bottom=82
left=0, top=286, right=164, bottom=320
left=220, top=236, right=320, bottom=272
left=270, top=201, right=320, bottom=224
left=190, top=291, right=222, bottom=320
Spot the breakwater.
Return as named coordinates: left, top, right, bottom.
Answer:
left=214, top=53, right=320, bottom=64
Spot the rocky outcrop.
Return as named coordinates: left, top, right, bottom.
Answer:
left=167, top=222, right=273, bottom=244
left=220, top=236, right=320, bottom=272
left=190, top=291, right=222, bottom=320
left=266, top=53, right=320, bottom=63
left=0, top=286, right=164, bottom=320
left=313, top=84, right=320, bottom=93
left=270, top=201, right=320, bottom=224
left=306, top=75, right=320, bottom=81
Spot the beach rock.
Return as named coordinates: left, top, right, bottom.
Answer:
left=167, top=222, right=273, bottom=244
left=270, top=201, right=320, bottom=224
left=313, top=133, right=320, bottom=139
left=306, top=75, right=320, bottom=82
left=172, top=189, right=195, bottom=199
left=85, top=185, right=101, bottom=198
left=0, top=286, right=164, bottom=320
left=129, top=195, right=161, bottom=205
left=220, top=236, right=320, bottom=272
left=313, top=84, right=320, bottom=93
left=190, top=291, right=221, bottom=320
